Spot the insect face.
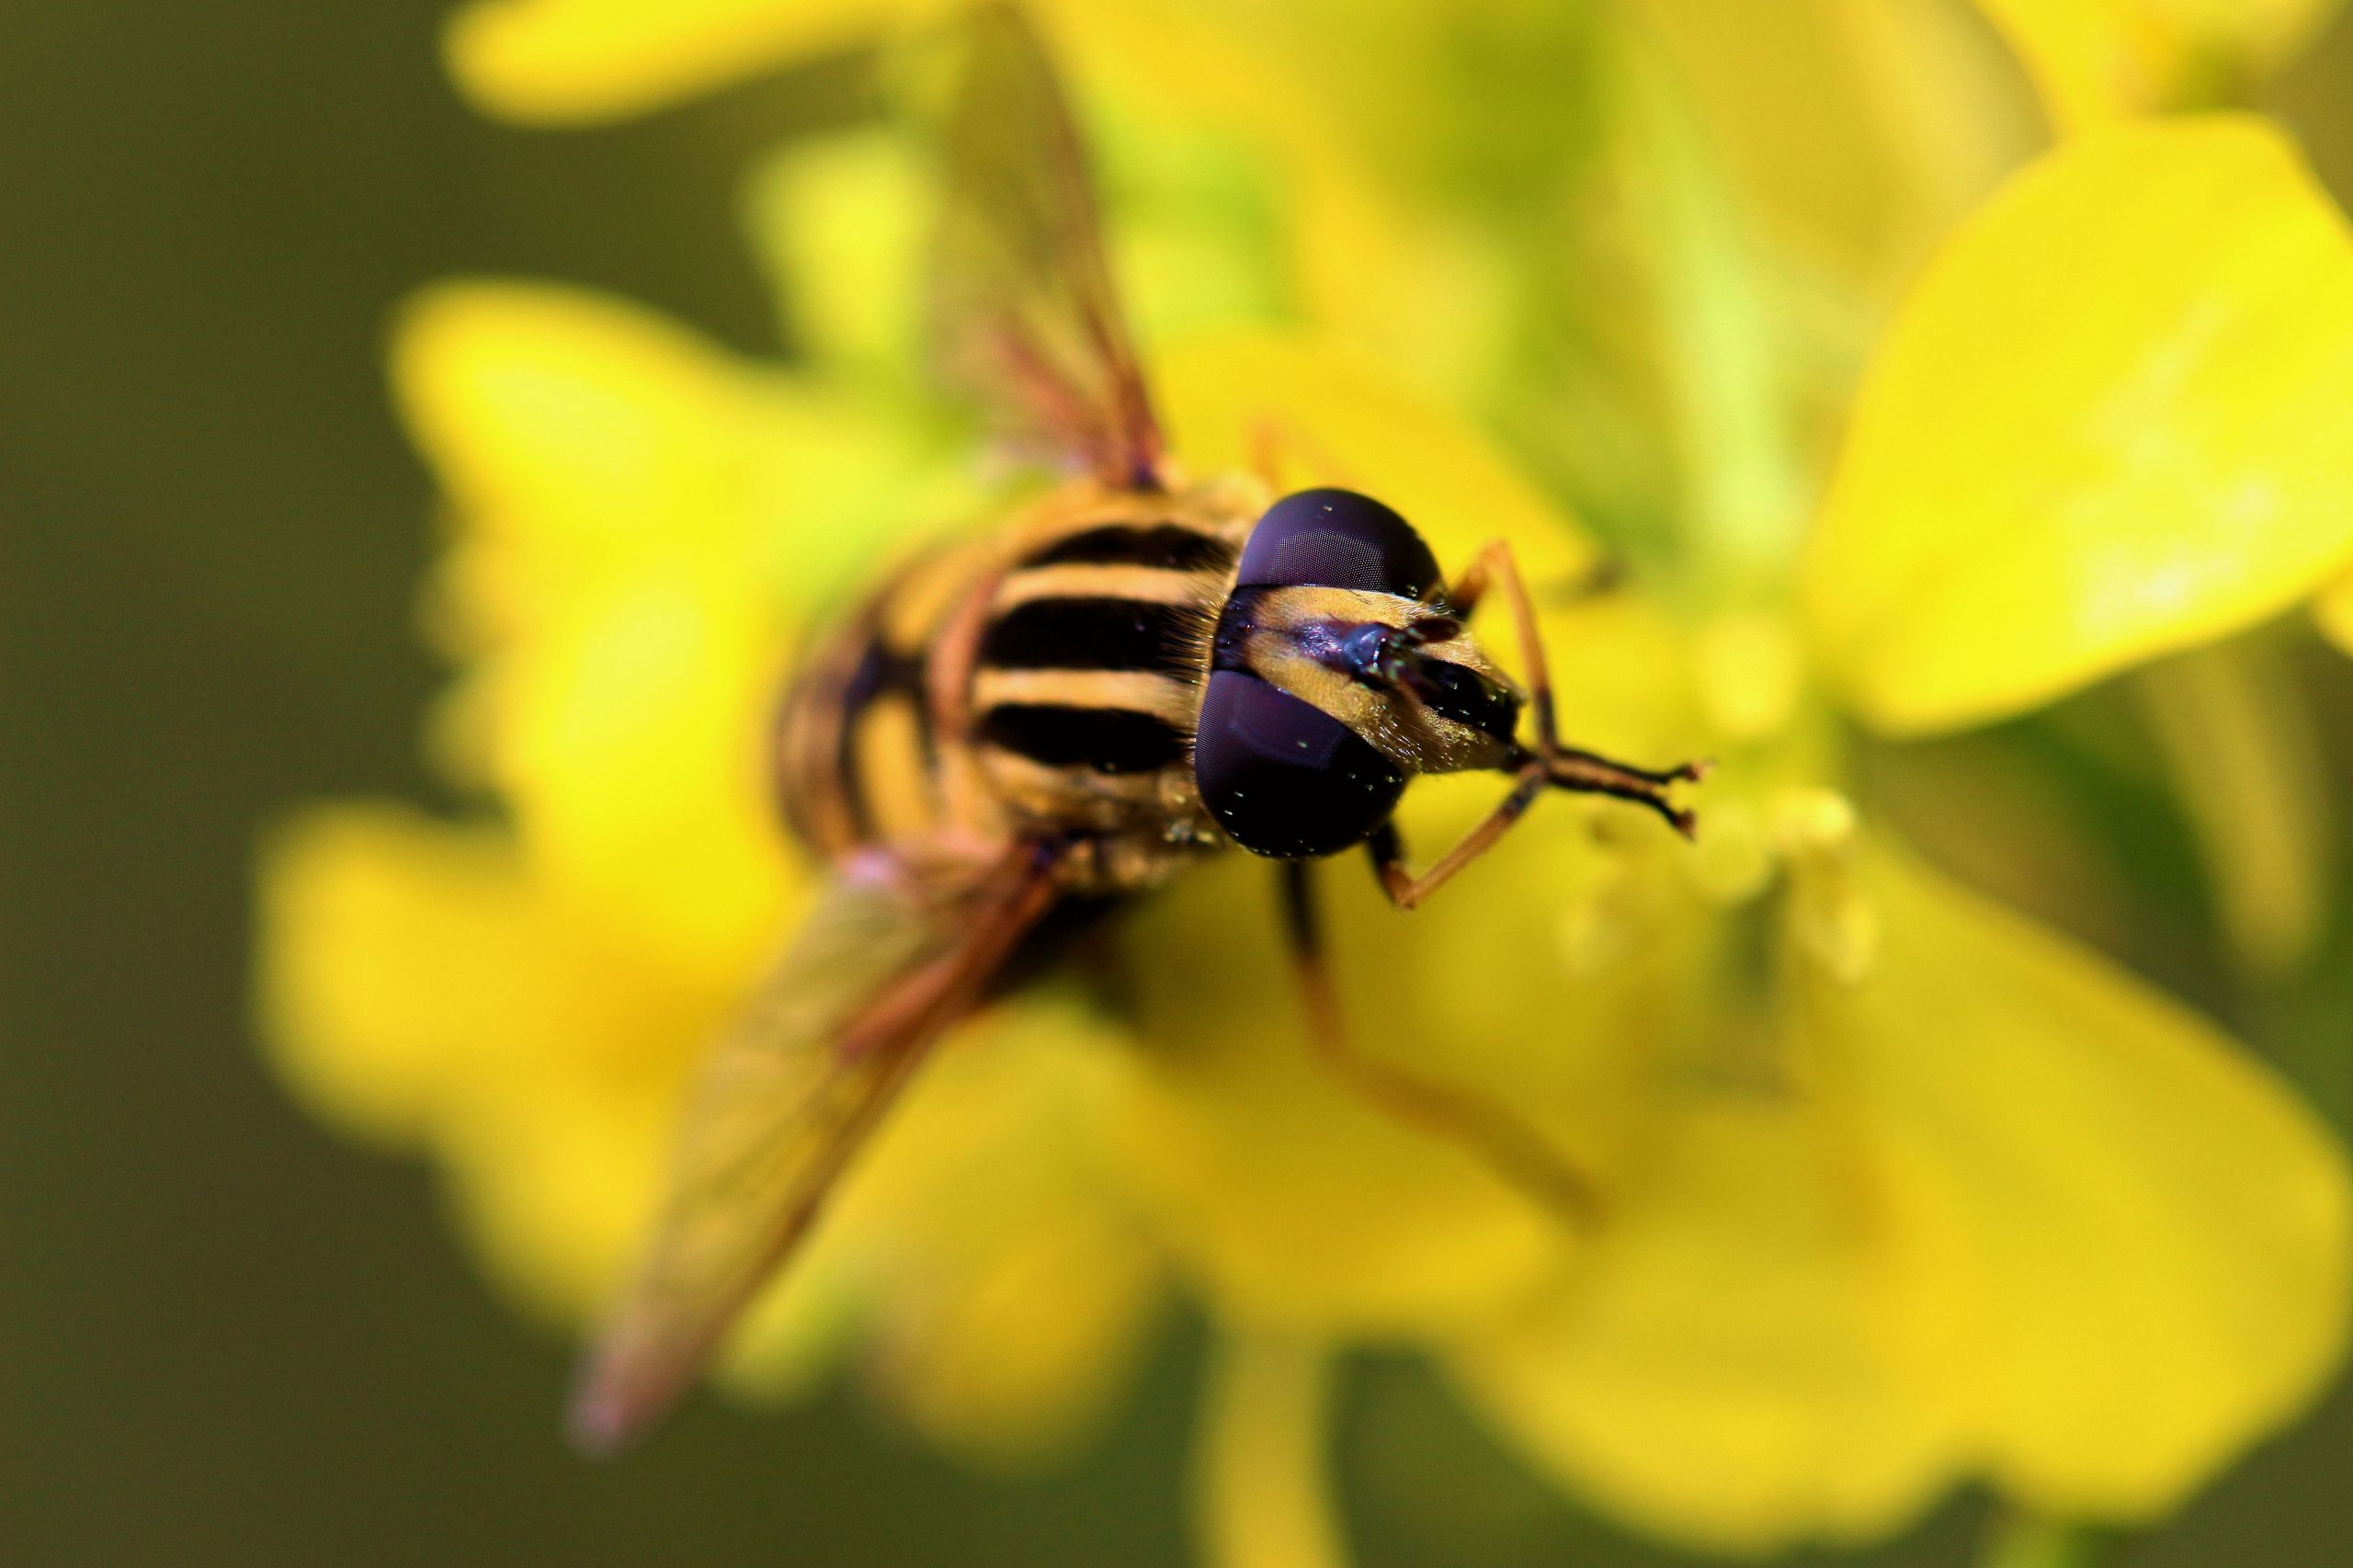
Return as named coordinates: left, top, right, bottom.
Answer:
left=1196, top=489, right=1527, bottom=857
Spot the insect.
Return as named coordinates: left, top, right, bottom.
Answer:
left=567, top=4, right=1705, bottom=1455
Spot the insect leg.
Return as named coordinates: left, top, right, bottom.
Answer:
left=1363, top=772, right=1548, bottom=911
left=1445, top=541, right=1707, bottom=838
left=1444, top=540, right=1559, bottom=750
left=1276, top=859, right=1599, bottom=1228
left=1541, top=750, right=1705, bottom=837
left=1445, top=543, right=1622, bottom=621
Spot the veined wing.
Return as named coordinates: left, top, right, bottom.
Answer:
left=568, top=839, right=1063, bottom=1455
left=928, top=3, right=1164, bottom=490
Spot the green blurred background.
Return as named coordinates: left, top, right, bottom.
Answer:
left=5, top=3, right=2349, bottom=1563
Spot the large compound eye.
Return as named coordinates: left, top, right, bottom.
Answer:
left=1192, top=670, right=1404, bottom=858
left=1235, top=488, right=1441, bottom=599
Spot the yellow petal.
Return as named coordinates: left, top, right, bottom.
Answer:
left=1974, top=0, right=2342, bottom=132
left=721, top=995, right=1170, bottom=1446
left=1102, top=846, right=1563, bottom=1335
left=1807, top=842, right=2353, bottom=1516
left=745, top=129, right=932, bottom=374
left=1194, top=1335, right=1350, bottom=1568
left=394, top=278, right=959, bottom=643
left=256, top=804, right=540, bottom=1146
left=447, top=0, right=1444, bottom=405
left=1805, top=119, right=2353, bottom=735
left=1449, top=1097, right=1962, bottom=1555
left=394, top=282, right=774, bottom=564
left=864, top=1195, right=1163, bottom=1466
left=1043, top=6, right=1444, bottom=382
left=1155, top=332, right=1597, bottom=582
left=1638, top=0, right=2036, bottom=310
left=439, top=1046, right=685, bottom=1325
left=445, top=0, right=923, bottom=122
left=393, top=282, right=928, bottom=974
left=832, top=994, right=1168, bottom=1466
left=264, top=807, right=1160, bottom=1436
left=255, top=803, right=727, bottom=1323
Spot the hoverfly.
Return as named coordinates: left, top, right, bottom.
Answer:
left=568, top=3, right=1705, bottom=1455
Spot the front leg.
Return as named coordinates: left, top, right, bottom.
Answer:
left=1446, top=544, right=1649, bottom=759
left=1441, top=540, right=1560, bottom=752
left=1391, top=541, right=1711, bottom=852
left=1363, top=792, right=1546, bottom=912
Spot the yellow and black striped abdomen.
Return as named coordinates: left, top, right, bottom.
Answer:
left=771, top=537, right=992, bottom=861
left=969, top=505, right=1245, bottom=839
left=772, top=478, right=1263, bottom=877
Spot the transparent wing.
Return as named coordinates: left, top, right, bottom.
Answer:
left=567, top=840, right=1062, bottom=1455
left=928, top=3, right=1164, bottom=489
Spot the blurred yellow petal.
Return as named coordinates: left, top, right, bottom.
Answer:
left=1810, top=843, right=2353, bottom=1517
left=256, top=803, right=540, bottom=1146
left=870, top=1195, right=1163, bottom=1466
left=1045, top=7, right=1440, bottom=381
left=397, top=282, right=800, bottom=970
left=438, top=1043, right=682, bottom=1324
left=445, top=0, right=923, bottom=122
left=449, top=0, right=1439, bottom=403
left=1975, top=0, right=2342, bottom=132
left=399, top=281, right=937, bottom=675
left=1640, top=0, right=2035, bottom=312
left=256, top=803, right=725, bottom=1322
left=1449, top=1098, right=1961, bottom=1555
left=264, top=807, right=1166, bottom=1433
left=1457, top=828, right=2352, bottom=1544
left=1805, top=119, right=2353, bottom=735
left=392, top=281, right=943, bottom=974
left=838, top=995, right=1168, bottom=1466
left=1103, top=847, right=1562, bottom=1335
left=746, top=128, right=932, bottom=374
left=1194, top=1335, right=1349, bottom=1568
left=394, top=281, right=778, bottom=570
left=1155, top=333, right=1597, bottom=581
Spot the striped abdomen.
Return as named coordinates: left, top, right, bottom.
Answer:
left=772, top=481, right=1256, bottom=869
left=970, top=513, right=1239, bottom=836
left=771, top=546, right=968, bottom=859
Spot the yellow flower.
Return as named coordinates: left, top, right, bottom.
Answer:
left=1126, top=276, right=2353, bottom=1545
left=258, top=4, right=2353, bottom=1562
left=1920, top=0, right=2353, bottom=982
left=1803, top=119, right=2353, bottom=736
left=443, top=0, right=1443, bottom=381
left=444, top=0, right=927, bottom=121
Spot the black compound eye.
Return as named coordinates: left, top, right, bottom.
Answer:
left=1236, top=488, right=1441, bottom=600
left=1192, top=670, right=1405, bottom=858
